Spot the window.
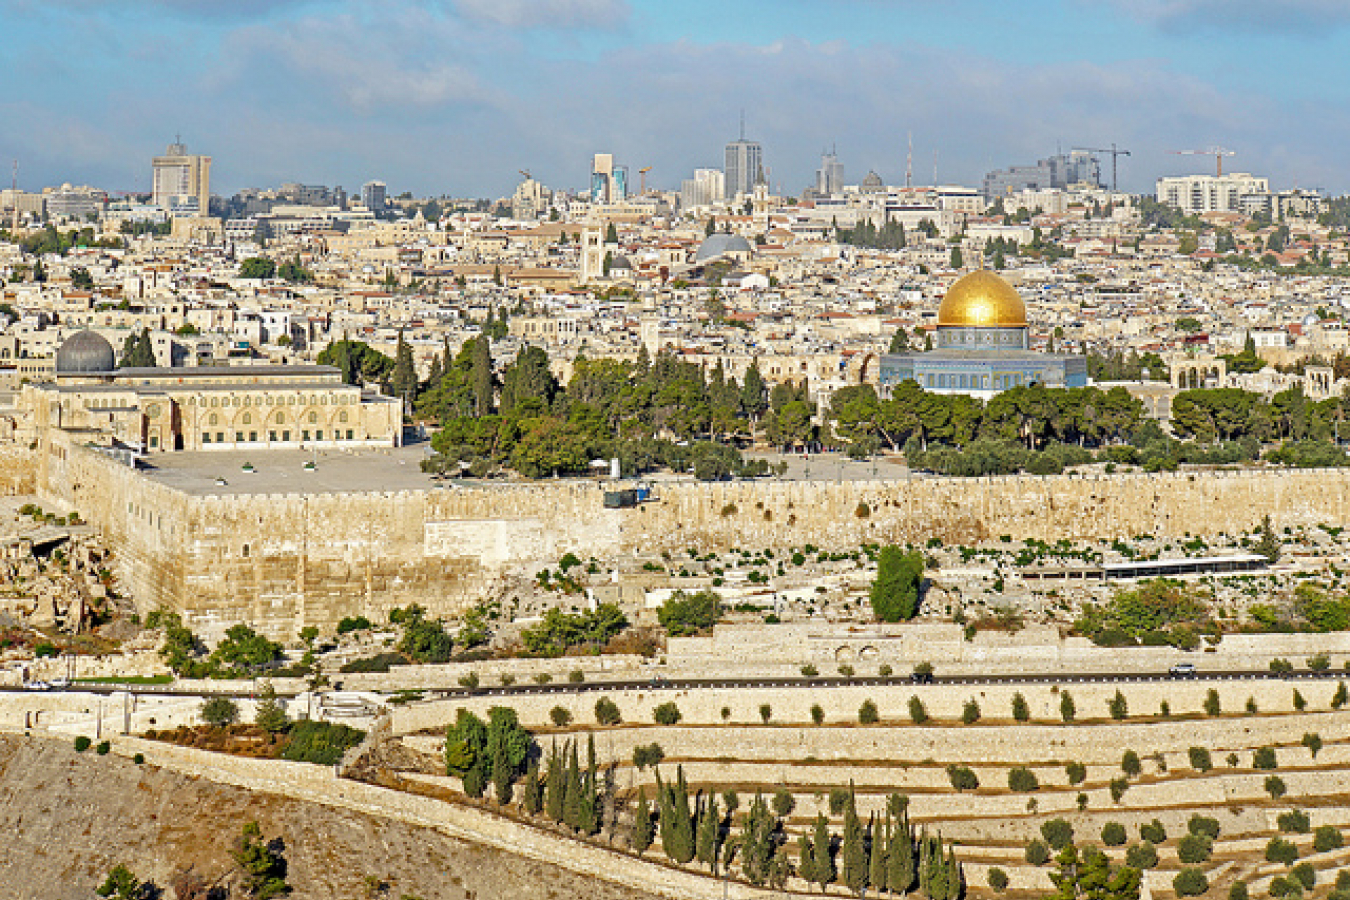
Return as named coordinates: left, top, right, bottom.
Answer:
left=202, top=432, right=211, bottom=444
left=209, top=414, right=219, bottom=425
left=316, top=430, right=324, bottom=441
left=308, top=411, right=318, bottom=424
left=242, top=413, right=252, bottom=425
left=235, top=432, right=243, bottom=442
left=149, top=435, right=158, bottom=448
left=249, top=431, right=257, bottom=442
left=338, top=411, right=348, bottom=423
left=283, top=430, right=290, bottom=441
left=302, top=430, right=310, bottom=441
left=346, top=429, right=354, bottom=440
left=217, top=432, right=225, bottom=443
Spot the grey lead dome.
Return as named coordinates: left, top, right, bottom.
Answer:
left=55, top=330, right=116, bottom=373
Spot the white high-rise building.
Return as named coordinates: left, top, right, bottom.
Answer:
left=680, top=168, right=726, bottom=210
left=151, top=140, right=211, bottom=214
left=816, top=149, right=844, bottom=196
left=1156, top=173, right=1269, bottom=214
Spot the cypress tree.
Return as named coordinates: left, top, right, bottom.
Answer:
left=562, top=742, right=582, bottom=830
left=889, top=810, right=915, bottom=894
left=740, top=792, right=773, bottom=885
left=520, top=760, right=541, bottom=815
left=665, top=766, right=695, bottom=863
left=696, top=793, right=721, bottom=873
left=471, top=335, right=493, bottom=416
left=491, top=739, right=513, bottom=805
left=869, top=814, right=888, bottom=894
left=631, top=789, right=654, bottom=855
left=811, top=813, right=835, bottom=890
left=842, top=787, right=868, bottom=895
left=797, top=831, right=817, bottom=888
left=544, top=743, right=564, bottom=823
left=391, top=329, right=417, bottom=403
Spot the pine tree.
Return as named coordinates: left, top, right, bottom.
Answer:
left=253, top=679, right=288, bottom=733
left=1256, top=514, right=1281, bottom=563
left=696, top=793, right=721, bottom=873
left=811, top=813, right=835, bottom=890
left=797, top=831, right=817, bottom=888
left=471, top=335, right=493, bottom=416
left=631, top=789, right=655, bottom=855
left=842, top=786, right=868, bottom=895
left=545, top=743, right=564, bottom=823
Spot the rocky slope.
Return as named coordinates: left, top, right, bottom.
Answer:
left=0, top=733, right=661, bottom=900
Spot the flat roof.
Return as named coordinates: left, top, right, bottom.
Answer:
left=137, top=445, right=443, bottom=496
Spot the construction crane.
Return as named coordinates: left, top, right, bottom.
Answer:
left=1174, top=147, right=1235, bottom=177
left=1072, top=144, right=1131, bottom=192
left=639, top=166, right=653, bottom=194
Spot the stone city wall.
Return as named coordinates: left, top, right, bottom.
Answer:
left=0, top=445, right=36, bottom=495
left=34, top=436, right=1350, bottom=638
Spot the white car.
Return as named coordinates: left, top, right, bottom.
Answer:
left=23, top=680, right=51, bottom=691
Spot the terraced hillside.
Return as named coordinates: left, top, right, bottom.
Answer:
left=382, top=676, right=1350, bottom=898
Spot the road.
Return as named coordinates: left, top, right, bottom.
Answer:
left=13, top=667, right=1341, bottom=700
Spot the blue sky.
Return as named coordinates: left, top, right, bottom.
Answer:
left=1, top=0, right=1347, bottom=198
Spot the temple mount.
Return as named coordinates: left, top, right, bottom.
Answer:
left=878, top=270, right=1087, bottom=399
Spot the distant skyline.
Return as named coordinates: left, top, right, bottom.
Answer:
left=2, top=0, right=1348, bottom=198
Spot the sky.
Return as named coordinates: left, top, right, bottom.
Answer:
left=1, top=0, right=1348, bottom=199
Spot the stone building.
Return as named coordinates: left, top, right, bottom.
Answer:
left=21, top=330, right=401, bottom=453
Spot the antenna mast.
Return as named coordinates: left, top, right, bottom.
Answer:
left=905, top=132, right=913, bottom=189
left=10, top=161, right=17, bottom=232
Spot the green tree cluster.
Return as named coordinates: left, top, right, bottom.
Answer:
left=870, top=546, right=925, bottom=622
left=657, top=589, right=723, bottom=636
left=520, top=603, right=628, bottom=656
left=445, top=707, right=532, bottom=802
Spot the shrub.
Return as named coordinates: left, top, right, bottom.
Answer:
left=987, top=867, right=1009, bottom=892
left=962, top=699, right=981, bottom=724
left=1314, top=824, right=1344, bottom=852
left=755, top=703, right=772, bottom=724
left=1140, top=819, right=1167, bottom=844
left=549, top=706, right=572, bottom=727
left=1302, top=732, right=1323, bottom=757
left=1308, top=653, right=1331, bottom=672
left=1271, top=657, right=1294, bottom=674
left=336, top=615, right=371, bottom=634
left=908, top=696, right=929, bottom=724
left=838, top=664, right=855, bottom=679
left=1188, top=815, right=1220, bottom=839
left=1292, top=863, right=1316, bottom=891
left=1008, top=767, right=1039, bottom=792
left=1174, top=868, right=1209, bottom=897
left=1278, top=809, right=1311, bottom=834
left=339, top=652, right=407, bottom=673
left=1229, top=881, right=1249, bottom=900
left=1226, top=752, right=1240, bottom=768
left=458, top=671, right=480, bottom=689
left=1064, top=761, right=1087, bottom=784
left=1188, top=746, right=1212, bottom=771
left=200, top=696, right=240, bottom=727
left=1266, top=775, right=1288, bottom=799
left=653, top=702, right=681, bottom=725
left=533, top=672, right=552, bottom=684
left=878, top=664, right=893, bottom=678
left=772, top=787, right=795, bottom=818
left=281, top=720, right=365, bottom=765
left=1333, top=681, right=1348, bottom=709
left=1270, top=877, right=1301, bottom=899
left=811, top=703, right=824, bottom=725
left=568, top=669, right=585, bottom=683
left=800, top=664, right=819, bottom=678
left=74, top=736, right=91, bottom=752
left=1108, top=689, right=1128, bottom=720
left=1077, top=792, right=1089, bottom=811
left=1101, top=821, right=1127, bottom=846
left=1109, top=777, right=1129, bottom=803
left=1204, top=688, right=1221, bottom=716
left=1266, top=836, right=1299, bottom=864
left=1025, top=839, right=1050, bottom=865
left=632, top=743, right=665, bottom=771
left=95, top=741, right=111, bottom=756
left=947, top=765, right=979, bottom=791
left=1254, top=747, right=1278, bottom=769
left=657, top=589, right=723, bottom=637
left=1060, top=690, right=1076, bottom=722
left=132, top=753, right=145, bottom=765
left=1041, top=818, right=1074, bottom=850
left=1177, top=833, right=1213, bottom=864
left=858, top=699, right=879, bottom=725
left=1246, top=696, right=1259, bottom=714
left=1126, top=841, right=1158, bottom=869
left=828, top=788, right=851, bottom=815
left=594, top=697, right=621, bottom=725
left=1121, top=749, right=1142, bottom=777
left=1293, top=688, right=1307, bottom=711
left=1011, top=692, right=1030, bottom=722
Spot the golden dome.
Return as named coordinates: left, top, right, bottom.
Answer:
left=937, top=270, right=1026, bottom=328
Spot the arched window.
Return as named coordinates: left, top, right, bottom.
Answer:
left=209, top=413, right=219, bottom=425
left=242, top=413, right=252, bottom=425
left=308, top=411, right=318, bottom=424
left=338, top=411, right=349, bottom=423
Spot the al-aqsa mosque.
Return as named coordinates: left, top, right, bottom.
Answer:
left=879, top=270, right=1087, bottom=398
